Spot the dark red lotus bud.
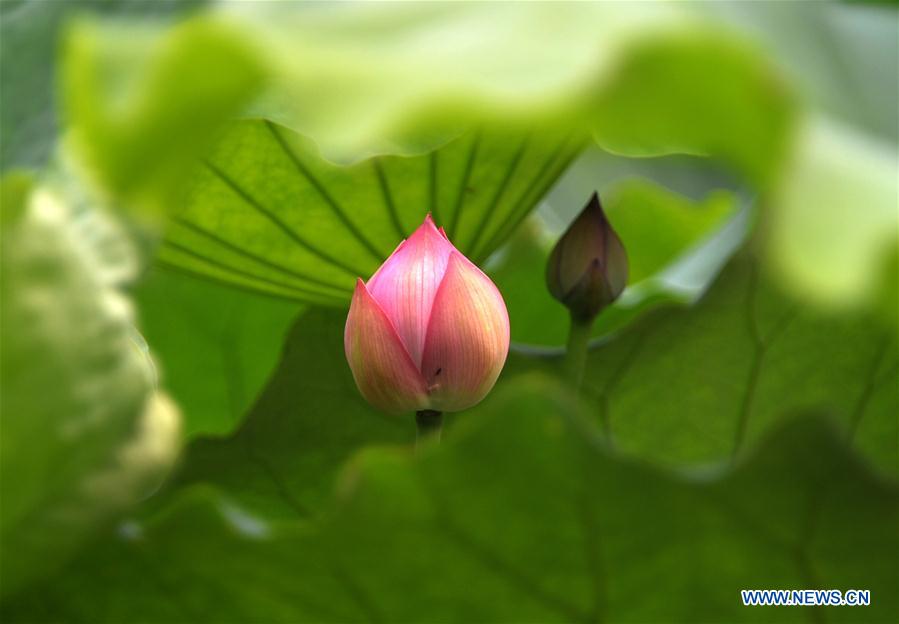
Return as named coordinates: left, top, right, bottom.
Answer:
left=546, top=192, right=628, bottom=321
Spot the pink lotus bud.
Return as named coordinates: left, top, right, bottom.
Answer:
left=345, top=215, right=510, bottom=414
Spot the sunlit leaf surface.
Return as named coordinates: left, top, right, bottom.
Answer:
left=158, top=121, right=579, bottom=304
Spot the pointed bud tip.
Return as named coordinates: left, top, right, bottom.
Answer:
left=423, top=213, right=451, bottom=241
left=584, top=191, right=606, bottom=221
left=412, top=212, right=448, bottom=242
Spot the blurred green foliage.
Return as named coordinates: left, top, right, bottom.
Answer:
left=0, top=0, right=205, bottom=171
left=767, top=116, right=899, bottom=316
left=0, top=181, right=179, bottom=598
left=1, top=1, right=897, bottom=622
left=63, top=14, right=264, bottom=209
left=591, top=33, right=796, bottom=188
left=2, top=356, right=896, bottom=622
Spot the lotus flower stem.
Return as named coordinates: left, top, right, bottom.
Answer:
left=415, top=409, right=443, bottom=449
left=564, top=312, right=593, bottom=390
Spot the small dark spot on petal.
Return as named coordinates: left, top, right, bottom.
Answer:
left=435, top=368, right=442, bottom=376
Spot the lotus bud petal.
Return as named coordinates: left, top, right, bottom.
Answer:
left=345, top=215, right=510, bottom=414
left=546, top=192, right=628, bottom=321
